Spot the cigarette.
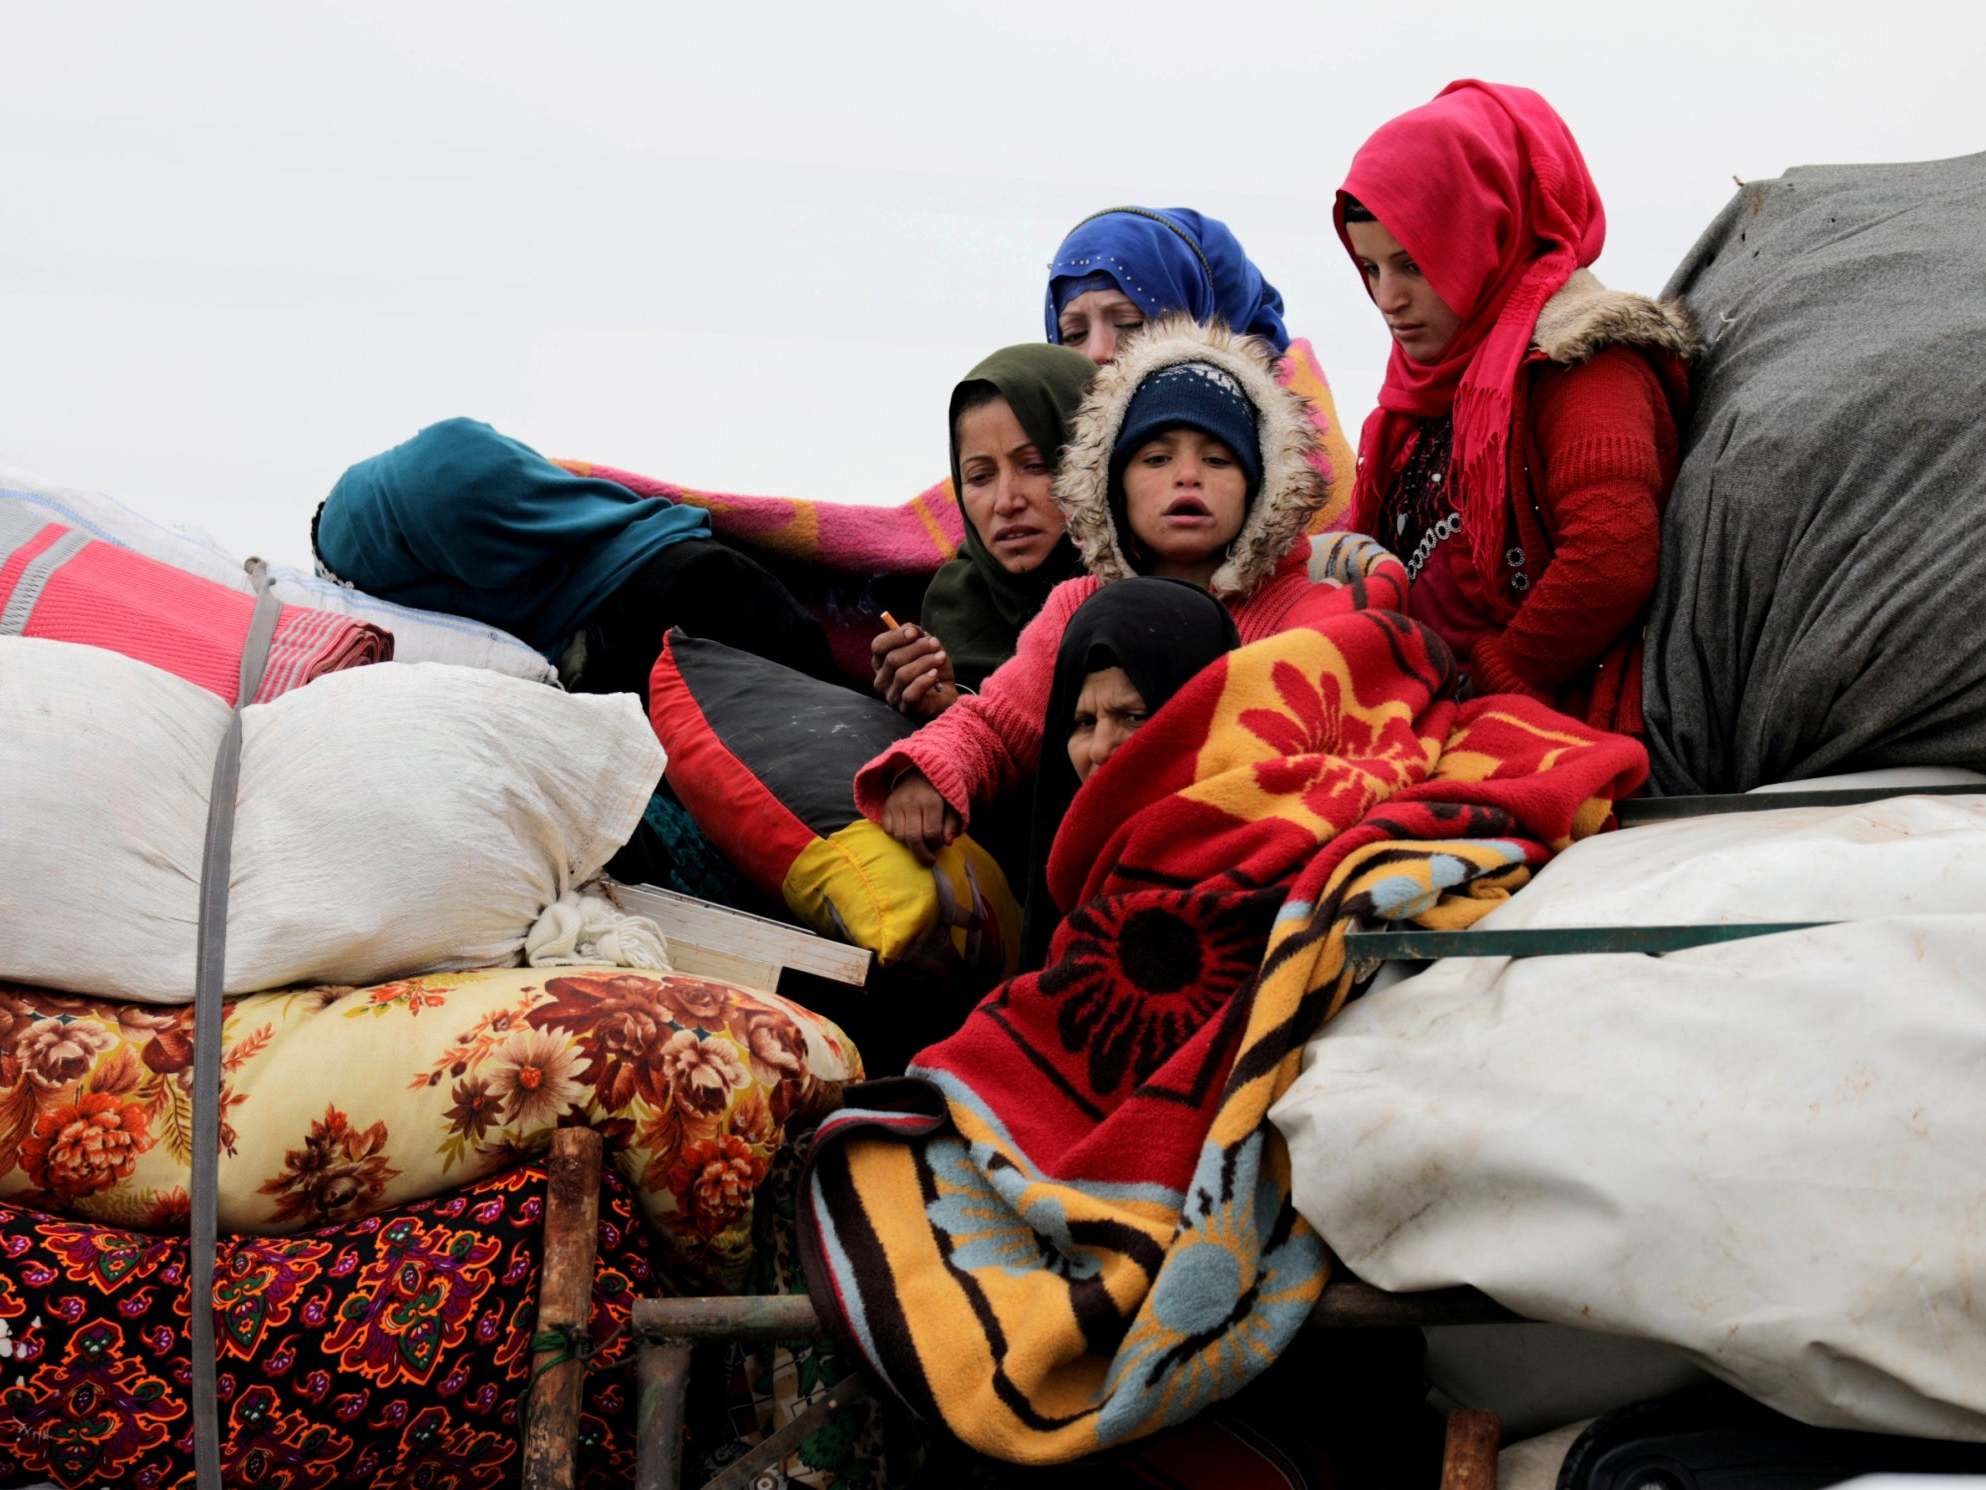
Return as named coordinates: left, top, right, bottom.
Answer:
left=881, top=611, right=902, bottom=631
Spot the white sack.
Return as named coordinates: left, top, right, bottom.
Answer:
left=1472, top=792, right=1986, bottom=931
left=0, top=467, right=559, bottom=685
left=1274, top=792, right=1986, bottom=1440
left=0, top=638, right=662, bottom=1002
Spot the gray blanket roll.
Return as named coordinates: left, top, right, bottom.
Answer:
left=1643, top=152, right=1986, bottom=794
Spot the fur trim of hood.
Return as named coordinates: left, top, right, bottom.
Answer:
left=1052, top=315, right=1323, bottom=600
left=1532, top=269, right=1700, bottom=364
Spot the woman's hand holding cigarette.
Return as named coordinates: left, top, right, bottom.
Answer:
left=872, top=612, right=958, bottom=719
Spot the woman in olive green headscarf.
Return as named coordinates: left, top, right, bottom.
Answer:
left=872, top=344, right=1097, bottom=717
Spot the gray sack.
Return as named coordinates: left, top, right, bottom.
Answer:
left=1644, top=152, right=1986, bottom=794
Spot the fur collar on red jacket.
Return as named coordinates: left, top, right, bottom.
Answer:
left=1530, top=269, right=1699, bottom=366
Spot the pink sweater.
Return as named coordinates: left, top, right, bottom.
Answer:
left=853, top=543, right=1405, bottom=826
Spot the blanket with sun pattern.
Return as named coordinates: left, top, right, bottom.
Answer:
left=797, top=608, right=1645, bottom=1463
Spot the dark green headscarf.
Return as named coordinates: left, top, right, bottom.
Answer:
left=920, top=344, right=1097, bottom=690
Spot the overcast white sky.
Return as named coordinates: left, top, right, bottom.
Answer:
left=3, top=0, right=1981, bottom=562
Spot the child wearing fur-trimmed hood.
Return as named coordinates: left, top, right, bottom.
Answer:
left=856, top=315, right=1408, bottom=862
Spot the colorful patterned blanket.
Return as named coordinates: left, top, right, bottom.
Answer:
left=0, top=966, right=859, bottom=1291
left=559, top=338, right=1360, bottom=678
left=798, top=612, right=1646, bottom=1462
left=0, top=1162, right=645, bottom=1490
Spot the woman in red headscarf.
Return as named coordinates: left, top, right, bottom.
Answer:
left=1337, top=81, right=1695, bottom=734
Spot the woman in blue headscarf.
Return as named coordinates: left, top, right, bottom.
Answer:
left=1041, top=206, right=1358, bottom=529
left=1045, top=206, right=1289, bottom=364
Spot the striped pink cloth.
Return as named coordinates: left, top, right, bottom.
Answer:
left=0, top=515, right=392, bottom=703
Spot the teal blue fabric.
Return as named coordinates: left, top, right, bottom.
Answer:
left=314, top=417, right=711, bottom=656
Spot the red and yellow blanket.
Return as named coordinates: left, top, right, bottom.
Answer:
left=797, top=610, right=1645, bottom=1462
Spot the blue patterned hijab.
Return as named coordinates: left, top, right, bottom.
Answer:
left=1044, top=207, right=1291, bottom=353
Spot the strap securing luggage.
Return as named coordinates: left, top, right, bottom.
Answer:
left=189, top=558, right=281, bottom=1490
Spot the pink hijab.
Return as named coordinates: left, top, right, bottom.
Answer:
left=1337, top=81, right=1605, bottom=580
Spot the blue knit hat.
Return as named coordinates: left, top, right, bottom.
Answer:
left=1109, top=361, right=1264, bottom=498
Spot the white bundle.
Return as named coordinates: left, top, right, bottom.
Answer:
left=1437, top=785, right=1986, bottom=934
left=0, top=466, right=559, bottom=685
left=1274, top=787, right=1986, bottom=1441
left=524, top=887, right=671, bottom=971
left=0, top=638, right=662, bottom=1002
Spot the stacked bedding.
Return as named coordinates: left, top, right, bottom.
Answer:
left=0, top=486, right=867, bottom=1485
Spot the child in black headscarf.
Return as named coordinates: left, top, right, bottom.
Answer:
left=1017, top=577, right=1239, bottom=969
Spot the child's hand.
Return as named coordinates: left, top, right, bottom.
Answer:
left=880, top=770, right=960, bottom=864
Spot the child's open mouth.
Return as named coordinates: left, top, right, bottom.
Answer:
left=1161, top=497, right=1213, bottom=522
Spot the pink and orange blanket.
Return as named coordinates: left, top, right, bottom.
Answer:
left=0, top=510, right=389, bottom=703
left=795, top=611, right=1646, bottom=1463
left=561, top=338, right=1360, bottom=678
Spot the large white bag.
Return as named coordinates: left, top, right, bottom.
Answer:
left=1273, top=792, right=1986, bottom=1441
left=0, top=638, right=661, bottom=1002
left=1447, top=787, right=1986, bottom=934
left=0, top=466, right=560, bottom=685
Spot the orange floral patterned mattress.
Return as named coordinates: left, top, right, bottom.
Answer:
left=0, top=966, right=861, bottom=1291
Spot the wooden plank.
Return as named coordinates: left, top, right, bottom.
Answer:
left=1309, top=1281, right=1520, bottom=1328
left=700, top=1376, right=867, bottom=1490
left=634, top=1293, right=824, bottom=1343
left=663, top=944, right=785, bottom=998
left=1345, top=922, right=1832, bottom=962
left=523, top=1128, right=604, bottom=1490
left=634, top=1340, right=694, bottom=1490
left=631, top=1282, right=1519, bottom=1341
left=607, top=881, right=871, bottom=988
left=1440, top=1409, right=1502, bottom=1489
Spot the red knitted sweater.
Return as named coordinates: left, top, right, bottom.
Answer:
left=1392, top=344, right=1681, bottom=733
left=853, top=542, right=1403, bottom=826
